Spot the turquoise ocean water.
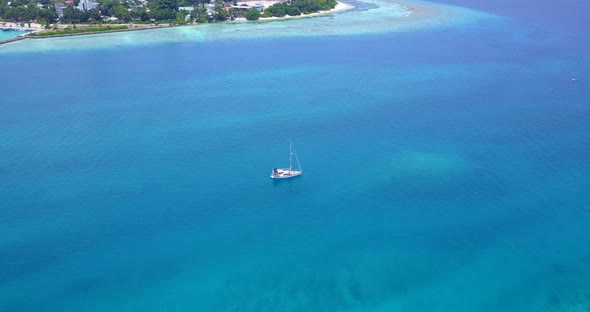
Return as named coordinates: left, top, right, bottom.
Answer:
left=1, top=0, right=590, bottom=310
left=0, top=30, right=27, bottom=41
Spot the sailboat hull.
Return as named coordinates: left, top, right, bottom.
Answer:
left=270, top=168, right=302, bottom=179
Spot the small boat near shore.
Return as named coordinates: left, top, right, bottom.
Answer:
left=271, top=139, right=302, bottom=179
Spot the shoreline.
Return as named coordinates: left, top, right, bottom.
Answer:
left=0, top=0, right=484, bottom=51
left=1, top=1, right=354, bottom=41
left=1, top=21, right=44, bottom=32
left=0, top=23, right=175, bottom=45
left=228, top=1, right=353, bottom=23
left=26, top=25, right=170, bottom=39
left=259, top=1, right=354, bottom=21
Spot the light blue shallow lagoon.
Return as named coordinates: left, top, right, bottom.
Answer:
left=1, top=0, right=589, bottom=311
left=0, top=29, right=27, bottom=41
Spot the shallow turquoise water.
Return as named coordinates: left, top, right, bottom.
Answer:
left=0, top=29, right=27, bottom=40
left=1, top=0, right=590, bottom=311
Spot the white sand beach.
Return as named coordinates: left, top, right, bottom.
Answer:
left=0, top=21, right=43, bottom=31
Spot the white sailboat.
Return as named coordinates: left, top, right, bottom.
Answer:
left=271, top=139, right=302, bottom=179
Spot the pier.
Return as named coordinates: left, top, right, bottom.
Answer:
left=0, top=36, right=26, bottom=46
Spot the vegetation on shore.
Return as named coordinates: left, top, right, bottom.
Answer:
left=27, top=24, right=127, bottom=35
left=1, top=0, right=57, bottom=24
left=263, top=0, right=336, bottom=18
left=1, top=0, right=339, bottom=30
left=244, top=8, right=259, bottom=20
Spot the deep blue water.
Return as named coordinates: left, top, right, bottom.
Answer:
left=437, top=0, right=590, bottom=32
left=1, top=1, right=590, bottom=311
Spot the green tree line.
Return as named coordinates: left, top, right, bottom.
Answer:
left=1, top=0, right=337, bottom=26
left=263, top=0, right=336, bottom=17
left=28, top=24, right=126, bottom=35
left=1, top=0, right=57, bottom=22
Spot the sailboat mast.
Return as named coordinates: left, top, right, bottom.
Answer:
left=289, top=139, right=293, bottom=170
left=295, top=148, right=302, bottom=171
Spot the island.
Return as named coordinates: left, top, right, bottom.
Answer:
left=0, top=0, right=341, bottom=38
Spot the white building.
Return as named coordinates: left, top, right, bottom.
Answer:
left=54, top=2, right=66, bottom=18
left=78, top=0, right=99, bottom=11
